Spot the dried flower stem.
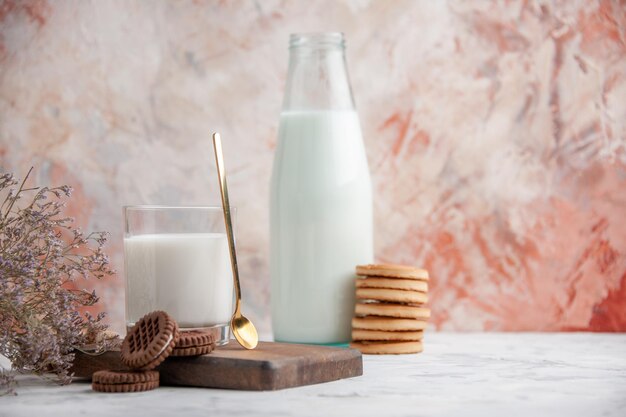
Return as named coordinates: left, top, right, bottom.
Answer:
left=0, top=168, right=114, bottom=394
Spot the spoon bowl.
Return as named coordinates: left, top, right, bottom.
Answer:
left=231, top=314, right=258, bottom=350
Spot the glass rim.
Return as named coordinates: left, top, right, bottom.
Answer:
left=124, top=205, right=234, bottom=211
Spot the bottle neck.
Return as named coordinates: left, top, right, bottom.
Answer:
left=282, top=33, right=355, bottom=112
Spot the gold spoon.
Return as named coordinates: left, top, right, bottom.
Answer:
left=212, top=132, right=258, bottom=350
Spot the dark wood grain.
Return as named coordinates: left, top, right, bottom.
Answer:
left=71, top=341, right=362, bottom=391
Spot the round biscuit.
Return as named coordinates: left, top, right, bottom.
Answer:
left=171, top=343, right=215, bottom=357
left=350, top=341, right=423, bottom=355
left=92, top=380, right=159, bottom=393
left=356, top=277, right=428, bottom=292
left=92, top=370, right=159, bottom=385
left=352, top=329, right=424, bottom=341
left=355, top=302, right=431, bottom=319
left=352, top=316, right=428, bottom=331
left=177, top=330, right=214, bottom=348
left=356, top=288, right=428, bottom=304
left=356, top=264, right=429, bottom=280
left=121, top=310, right=179, bottom=371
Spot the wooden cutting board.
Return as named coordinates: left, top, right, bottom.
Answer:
left=71, top=341, right=362, bottom=391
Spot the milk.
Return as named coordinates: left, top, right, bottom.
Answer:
left=270, top=110, right=374, bottom=343
left=124, top=233, right=233, bottom=328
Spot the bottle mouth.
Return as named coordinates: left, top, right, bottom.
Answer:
left=289, top=32, right=345, bottom=49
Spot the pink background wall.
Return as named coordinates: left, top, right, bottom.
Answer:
left=1, top=0, right=625, bottom=334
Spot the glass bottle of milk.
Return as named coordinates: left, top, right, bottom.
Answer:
left=270, top=33, right=374, bottom=344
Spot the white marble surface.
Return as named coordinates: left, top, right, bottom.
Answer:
left=1, top=333, right=625, bottom=417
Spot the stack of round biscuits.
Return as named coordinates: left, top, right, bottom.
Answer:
left=91, top=311, right=216, bottom=393
left=350, top=264, right=430, bottom=355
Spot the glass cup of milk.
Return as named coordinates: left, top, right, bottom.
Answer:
left=124, top=206, right=234, bottom=345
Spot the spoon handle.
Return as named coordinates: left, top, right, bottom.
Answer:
left=212, top=132, right=242, bottom=313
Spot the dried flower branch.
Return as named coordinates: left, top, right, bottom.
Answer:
left=0, top=168, right=115, bottom=394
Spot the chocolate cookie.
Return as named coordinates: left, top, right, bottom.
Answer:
left=121, top=311, right=179, bottom=370
left=92, top=370, right=159, bottom=393
left=171, top=330, right=215, bottom=357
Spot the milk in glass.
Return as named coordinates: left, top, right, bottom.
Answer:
left=125, top=233, right=233, bottom=328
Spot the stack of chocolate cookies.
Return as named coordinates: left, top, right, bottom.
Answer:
left=350, top=264, right=430, bottom=355
left=92, top=311, right=216, bottom=393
